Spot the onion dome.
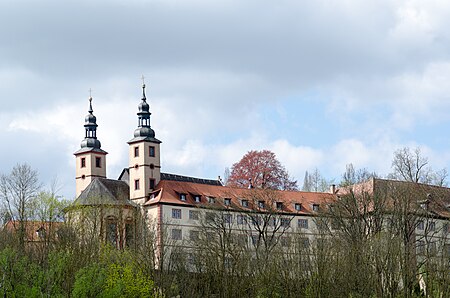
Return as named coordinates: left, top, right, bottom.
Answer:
left=80, top=97, right=101, bottom=149
left=134, top=83, right=155, bottom=138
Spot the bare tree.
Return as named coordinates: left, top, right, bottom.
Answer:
left=0, top=164, right=41, bottom=250
left=390, top=147, right=447, bottom=186
left=302, top=168, right=330, bottom=192
left=340, top=163, right=377, bottom=187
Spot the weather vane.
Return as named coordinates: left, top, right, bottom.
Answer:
left=89, top=88, right=92, bottom=99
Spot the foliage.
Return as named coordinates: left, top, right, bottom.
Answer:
left=72, top=248, right=157, bottom=298
left=227, top=150, right=298, bottom=190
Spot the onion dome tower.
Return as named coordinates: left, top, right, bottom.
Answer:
left=74, top=96, right=108, bottom=198
left=128, top=82, right=161, bottom=204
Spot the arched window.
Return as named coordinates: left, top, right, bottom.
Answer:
left=106, top=216, right=118, bottom=247
left=125, top=219, right=134, bottom=248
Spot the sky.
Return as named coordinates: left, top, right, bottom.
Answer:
left=2, top=0, right=450, bottom=199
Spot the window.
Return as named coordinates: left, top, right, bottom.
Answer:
left=237, top=215, right=247, bottom=225
left=180, top=194, right=187, bottom=201
left=298, top=219, right=309, bottom=229
left=276, top=202, right=283, bottom=210
left=149, top=146, right=155, bottom=157
left=429, top=242, right=437, bottom=255
left=206, top=212, right=216, bottom=223
left=223, top=213, right=232, bottom=224
left=189, top=210, right=199, bottom=220
left=134, top=146, right=139, bottom=157
left=81, top=157, right=86, bottom=168
left=428, top=221, right=436, bottom=231
left=251, top=235, right=259, bottom=246
left=149, top=178, right=155, bottom=190
left=236, top=234, right=248, bottom=246
left=190, top=230, right=200, bottom=241
left=251, top=215, right=262, bottom=226
left=95, top=157, right=101, bottom=168
left=171, top=229, right=182, bottom=240
left=295, top=203, right=302, bottom=211
left=194, top=195, right=201, bottom=203
left=172, top=208, right=182, bottom=219
left=241, top=199, right=249, bottom=207
left=281, top=237, right=291, bottom=247
left=443, top=223, right=449, bottom=235
left=125, top=222, right=134, bottom=248
left=417, top=220, right=424, bottom=230
left=187, top=253, right=196, bottom=266
left=300, top=237, right=310, bottom=249
left=208, top=197, right=216, bottom=204
left=36, top=227, right=46, bottom=239
left=224, top=198, right=231, bottom=206
left=281, top=218, right=291, bottom=228
left=106, top=220, right=118, bottom=247
left=134, top=179, right=140, bottom=190
left=270, top=217, right=277, bottom=227
left=258, top=201, right=265, bottom=209
left=312, top=204, right=319, bottom=212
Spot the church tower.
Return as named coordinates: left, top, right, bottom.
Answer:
left=74, top=96, right=108, bottom=198
left=128, top=83, right=161, bottom=204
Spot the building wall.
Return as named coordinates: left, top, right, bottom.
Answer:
left=75, top=153, right=107, bottom=197
left=129, top=142, right=161, bottom=202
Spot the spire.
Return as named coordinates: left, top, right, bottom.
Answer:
left=142, top=81, right=147, bottom=100
left=88, top=96, right=93, bottom=114
left=134, top=80, right=155, bottom=138
left=80, top=95, right=101, bottom=149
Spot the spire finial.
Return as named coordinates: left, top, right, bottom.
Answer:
left=88, top=88, right=93, bottom=113
left=141, top=75, right=147, bottom=99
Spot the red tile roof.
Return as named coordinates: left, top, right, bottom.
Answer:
left=3, top=220, right=63, bottom=242
left=145, top=180, right=335, bottom=215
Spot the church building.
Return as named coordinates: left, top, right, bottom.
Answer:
left=66, top=83, right=449, bottom=264
left=66, top=83, right=333, bottom=250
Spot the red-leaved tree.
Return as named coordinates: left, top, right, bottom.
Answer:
left=226, top=150, right=298, bottom=191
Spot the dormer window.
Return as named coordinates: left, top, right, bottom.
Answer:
left=224, top=198, right=231, bottom=206
left=208, top=197, right=216, bottom=204
left=241, top=200, right=249, bottom=207
left=258, top=201, right=265, bottom=209
left=194, top=195, right=201, bottom=203
left=295, top=203, right=302, bottom=211
left=312, top=204, right=319, bottom=212
left=180, top=194, right=187, bottom=201
left=276, top=202, right=283, bottom=210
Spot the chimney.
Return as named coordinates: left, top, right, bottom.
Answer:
left=330, top=184, right=336, bottom=194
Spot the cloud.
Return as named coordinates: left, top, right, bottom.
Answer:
left=2, top=0, right=450, bottom=198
